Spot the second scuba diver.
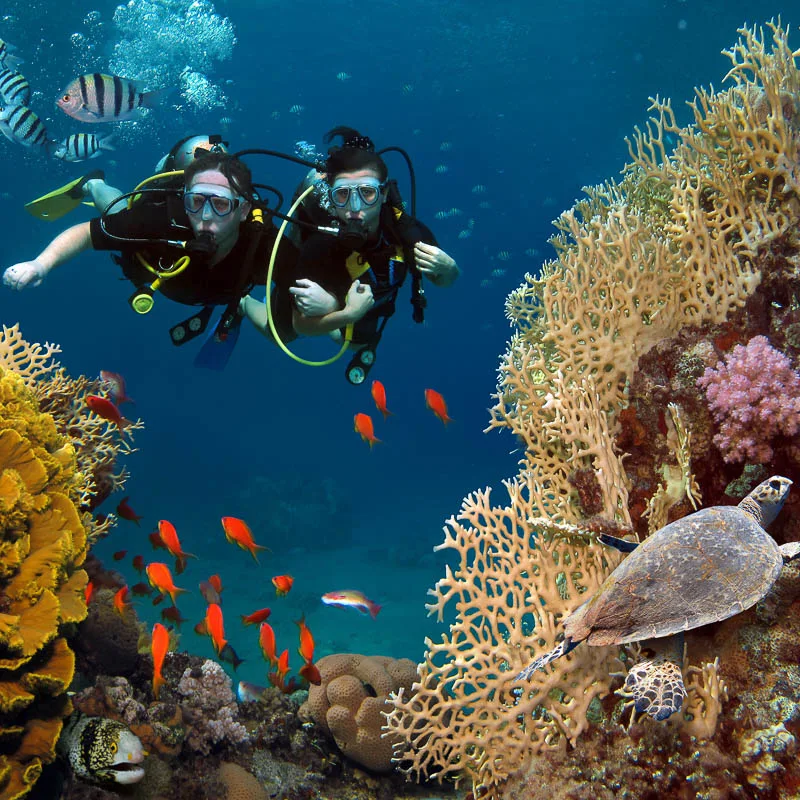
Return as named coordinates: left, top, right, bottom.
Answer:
left=4, top=149, right=298, bottom=367
left=240, top=126, right=460, bottom=384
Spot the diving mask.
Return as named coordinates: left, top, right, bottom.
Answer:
left=184, top=191, right=241, bottom=217
left=329, top=178, right=385, bottom=210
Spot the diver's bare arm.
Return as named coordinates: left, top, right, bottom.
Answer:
left=292, top=306, right=358, bottom=336
left=36, top=222, right=94, bottom=273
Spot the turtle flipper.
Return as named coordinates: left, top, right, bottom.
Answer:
left=624, top=655, right=687, bottom=721
left=779, top=542, right=800, bottom=562
left=514, top=639, right=578, bottom=682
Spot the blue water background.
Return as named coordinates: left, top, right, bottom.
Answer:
left=1, top=1, right=790, bottom=686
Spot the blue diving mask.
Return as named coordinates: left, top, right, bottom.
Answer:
left=329, top=178, right=385, bottom=210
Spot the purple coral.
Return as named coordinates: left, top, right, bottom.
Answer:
left=176, top=659, right=249, bottom=755
left=697, top=335, right=800, bottom=463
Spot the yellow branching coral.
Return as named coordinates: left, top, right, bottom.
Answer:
left=386, top=20, right=800, bottom=800
left=0, top=326, right=141, bottom=798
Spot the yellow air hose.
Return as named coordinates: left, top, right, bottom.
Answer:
left=264, top=184, right=352, bottom=366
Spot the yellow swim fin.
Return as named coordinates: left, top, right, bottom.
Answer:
left=25, top=170, right=104, bottom=221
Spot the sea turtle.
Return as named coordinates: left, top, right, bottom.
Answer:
left=514, top=475, right=800, bottom=720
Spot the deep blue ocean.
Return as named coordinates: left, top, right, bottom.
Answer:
left=1, top=0, right=791, bottom=687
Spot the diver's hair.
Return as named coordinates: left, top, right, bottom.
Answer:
left=183, top=153, right=255, bottom=200
left=323, top=126, right=388, bottom=183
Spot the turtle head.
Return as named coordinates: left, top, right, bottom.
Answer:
left=739, top=476, right=792, bottom=528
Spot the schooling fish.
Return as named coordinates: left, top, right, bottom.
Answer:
left=116, top=497, right=142, bottom=525
left=322, top=589, right=381, bottom=619
left=0, top=103, right=49, bottom=150
left=53, top=132, right=115, bottom=162
left=220, top=516, right=269, bottom=564
left=157, top=519, right=196, bottom=574
left=354, top=412, right=380, bottom=448
left=57, top=73, right=166, bottom=123
left=241, top=607, right=271, bottom=626
left=424, top=388, right=453, bottom=426
left=86, top=395, right=130, bottom=432
left=150, top=622, right=169, bottom=699
left=370, top=380, right=393, bottom=420
left=258, top=622, right=278, bottom=667
left=204, top=602, right=227, bottom=655
left=0, top=39, right=23, bottom=71
left=57, top=711, right=145, bottom=786
left=0, top=68, right=30, bottom=105
left=272, top=574, right=294, bottom=597
left=145, top=562, right=187, bottom=606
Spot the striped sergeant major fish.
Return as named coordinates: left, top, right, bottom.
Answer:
left=53, top=132, right=115, bottom=162
left=0, top=104, right=50, bottom=150
left=57, top=73, right=165, bottom=123
left=0, top=39, right=23, bottom=71
left=0, top=68, right=30, bottom=105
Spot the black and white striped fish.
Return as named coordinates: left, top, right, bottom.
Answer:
left=0, top=68, right=30, bottom=105
left=0, top=38, right=23, bottom=71
left=0, top=104, right=49, bottom=149
left=57, top=73, right=165, bottom=123
left=52, top=132, right=115, bottom=162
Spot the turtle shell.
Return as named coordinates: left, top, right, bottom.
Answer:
left=564, top=505, right=783, bottom=647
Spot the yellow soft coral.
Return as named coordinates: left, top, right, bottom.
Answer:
left=0, top=326, right=141, bottom=798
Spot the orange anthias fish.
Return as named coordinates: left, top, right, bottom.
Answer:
left=272, top=574, right=294, bottom=597
left=220, top=517, right=269, bottom=564
left=151, top=622, right=169, bottom=699
left=204, top=603, right=227, bottom=655
left=84, top=580, right=95, bottom=605
left=113, top=586, right=129, bottom=615
left=258, top=622, right=278, bottom=667
left=370, top=380, right=393, bottom=420
left=424, top=388, right=453, bottom=426
left=322, top=589, right=382, bottom=619
left=295, top=615, right=321, bottom=685
left=86, top=394, right=130, bottom=432
left=116, top=497, right=143, bottom=526
left=99, top=370, right=134, bottom=405
left=145, top=562, right=188, bottom=606
left=241, top=608, right=271, bottom=626
left=157, top=520, right=197, bottom=574
left=354, top=412, right=380, bottom=448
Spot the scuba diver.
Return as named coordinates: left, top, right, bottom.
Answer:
left=240, top=126, right=460, bottom=384
left=4, top=148, right=298, bottom=369
left=24, top=134, right=230, bottom=220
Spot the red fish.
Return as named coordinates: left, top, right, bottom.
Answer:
left=113, top=586, right=129, bottom=615
left=354, top=412, right=380, bottom=448
left=145, top=562, right=187, bottom=606
left=132, top=554, right=145, bottom=574
left=112, top=550, right=127, bottom=561
left=148, top=530, right=165, bottom=550
left=151, top=622, right=169, bottom=699
left=220, top=517, right=269, bottom=564
left=424, top=388, right=452, bottom=425
left=272, top=574, right=294, bottom=597
left=295, top=614, right=315, bottom=663
left=99, top=369, right=134, bottom=405
left=84, top=580, right=95, bottom=605
left=86, top=394, right=130, bottom=432
left=300, top=662, right=322, bottom=686
left=208, top=574, right=223, bottom=595
left=116, top=497, right=143, bottom=526
left=152, top=593, right=165, bottom=606
left=258, top=622, right=278, bottom=667
left=199, top=580, right=221, bottom=606
left=241, top=608, right=271, bottom=626
left=204, top=603, right=227, bottom=655
left=157, top=520, right=196, bottom=574
left=131, top=581, right=153, bottom=596
left=161, top=606, right=187, bottom=626
left=370, top=380, right=393, bottom=420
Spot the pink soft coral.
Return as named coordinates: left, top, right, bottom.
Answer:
left=697, top=335, right=800, bottom=463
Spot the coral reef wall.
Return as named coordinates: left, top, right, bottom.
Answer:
left=0, top=325, right=138, bottom=799
left=386, top=21, right=800, bottom=799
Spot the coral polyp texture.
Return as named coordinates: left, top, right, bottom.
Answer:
left=0, top=325, right=140, bottom=798
left=385, top=20, right=800, bottom=800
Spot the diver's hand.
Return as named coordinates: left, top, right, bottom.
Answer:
left=289, top=278, right=339, bottom=317
left=414, top=242, right=459, bottom=287
left=3, top=259, right=48, bottom=290
left=342, top=280, right=374, bottom=322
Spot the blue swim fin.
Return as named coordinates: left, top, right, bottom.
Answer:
left=194, top=312, right=242, bottom=371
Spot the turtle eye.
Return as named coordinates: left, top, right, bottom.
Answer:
left=769, top=478, right=781, bottom=491
left=109, top=741, right=118, bottom=754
